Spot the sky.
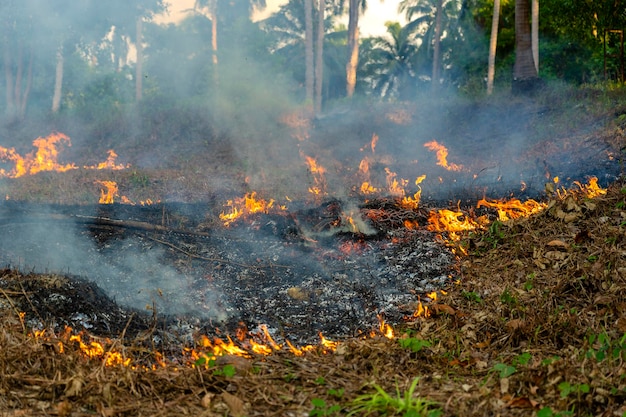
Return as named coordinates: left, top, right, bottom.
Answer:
left=157, top=0, right=406, bottom=37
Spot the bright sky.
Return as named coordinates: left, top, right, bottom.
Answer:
left=157, top=0, right=405, bottom=37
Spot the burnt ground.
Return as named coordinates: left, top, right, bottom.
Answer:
left=1, top=92, right=626, bottom=416
left=0, top=198, right=453, bottom=345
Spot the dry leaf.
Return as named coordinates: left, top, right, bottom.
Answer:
left=432, top=304, right=455, bottom=315
left=221, top=392, right=246, bottom=417
left=547, top=239, right=568, bottom=248
left=201, top=392, right=215, bottom=409
left=506, top=319, right=525, bottom=331
left=500, top=377, right=510, bottom=394
left=507, top=397, right=538, bottom=409
left=65, top=377, right=83, bottom=397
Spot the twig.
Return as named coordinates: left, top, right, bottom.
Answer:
left=145, top=235, right=289, bottom=269
left=0, top=287, right=26, bottom=333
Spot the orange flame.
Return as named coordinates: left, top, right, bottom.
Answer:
left=424, top=140, right=462, bottom=171
left=96, top=180, right=118, bottom=204
left=477, top=197, right=546, bottom=222
left=84, top=150, right=129, bottom=170
left=302, top=154, right=327, bottom=197
left=219, top=192, right=277, bottom=226
left=0, top=132, right=77, bottom=177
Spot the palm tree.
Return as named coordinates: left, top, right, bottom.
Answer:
left=398, top=0, right=462, bottom=87
left=345, top=0, right=367, bottom=97
left=487, top=0, right=500, bottom=95
left=513, top=0, right=538, bottom=92
left=360, top=21, right=420, bottom=99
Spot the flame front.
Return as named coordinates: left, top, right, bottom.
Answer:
left=0, top=132, right=76, bottom=177
left=96, top=180, right=119, bottom=204
left=219, top=191, right=277, bottom=226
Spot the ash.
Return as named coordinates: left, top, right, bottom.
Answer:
left=0, top=199, right=455, bottom=345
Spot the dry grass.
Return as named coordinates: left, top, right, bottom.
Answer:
left=1, top=179, right=626, bottom=416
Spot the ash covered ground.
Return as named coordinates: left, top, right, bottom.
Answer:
left=0, top=198, right=454, bottom=345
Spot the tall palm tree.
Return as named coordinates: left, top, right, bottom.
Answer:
left=399, top=0, right=461, bottom=87
left=360, top=21, right=420, bottom=99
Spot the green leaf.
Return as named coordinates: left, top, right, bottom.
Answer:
left=537, top=407, right=554, bottom=417
left=493, top=363, right=516, bottom=378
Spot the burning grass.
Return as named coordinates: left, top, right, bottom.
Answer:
left=2, top=178, right=626, bottom=416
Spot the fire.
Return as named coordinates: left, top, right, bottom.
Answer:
left=385, top=168, right=408, bottom=197
left=32, top=327, right=132, bottom=367
left=0, top=132, right=77, bottom=178
left=302, top=153, right=327, bottom=197
left=574, top=177, right=606, bottom=198
left=477, top=197, right=547, bottom=222
left=84, top=149, right=129, bottom=170
left=424, top=140, right=463, bottom=171
left=96, top=180, right=119, bottom=204
left=219, top=191, right=277, bottom=226
left=376, top=315, right=395, bottom=339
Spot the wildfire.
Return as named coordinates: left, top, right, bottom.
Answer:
left=477, top=197, right=547, bottom=222
left=84, top=149, right=129, bottom=170
left=0, top=132, right=77, bottom=178
left=219, top=191, right=278, bottom=226
left=424, top=140, right=463, bottom=171
left=96, top=180, right=119, bottom=204
left=0, top=133, right=130, bottom=179
left=302, top=153, right=328, bottom=197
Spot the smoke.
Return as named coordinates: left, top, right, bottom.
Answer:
left=0, top=212, right=227, bottom=319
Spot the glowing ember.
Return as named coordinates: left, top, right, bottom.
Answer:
left=96, top=180, right=119, bottom=204
left=219, top=191, right=277, bottom=226
left=376, top=315, right=395, bottom=339
left=0, top=132, right=76, bottom=177
left=423, top=140, right=463, bottom=171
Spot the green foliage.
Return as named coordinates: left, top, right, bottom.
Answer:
left=348, top=378, right=441, bottom=417
left=310, top=398, right=341, bottom=417
left=491, top=352, right=532, bottom=378
left=499, top=288, right=517, bottom=306
left=461, top=291, right=483, bottom=304
left=558, top=381, right=590, bottom=399
left=537, top=407, right=574, bottom=417
left=193, top=356, right=236, bottom=377
left=586, top=332, right=626, bottom=362
left=399, top=337, right=432, bottom=353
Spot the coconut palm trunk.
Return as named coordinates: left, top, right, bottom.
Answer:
left=346, top=0, right=360, bottom=97
left=431, top=0, right=443, bottom=88
left=305, top=0, right=314, bottom=109
left=487, top=0, right=500, bottom=95
left=513, top=0, right=538, bottom=92
left=314, top=0, right=325, bottom=114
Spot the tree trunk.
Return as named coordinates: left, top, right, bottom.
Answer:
left=210, top=0, right=219, bottom=87
left=345, top=0, right=359, bottom=98
left=432, top=0, right=443, bottom=89
left=513, top=0, right=538, bottom=93
left=135, top=18, right=143, bottom=102
left=20, top=45, right=32, bottom=118
left=4, top=36, right=15, bottom=119
left=531, top=0, right=538, bottom=73
left=314, top=0, right=324, bottom=114
left=487, top=0, right=500, bottom=95
left=52, top=45, right=64, bottom=113
left=304, top=0, right=314, bottom=109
